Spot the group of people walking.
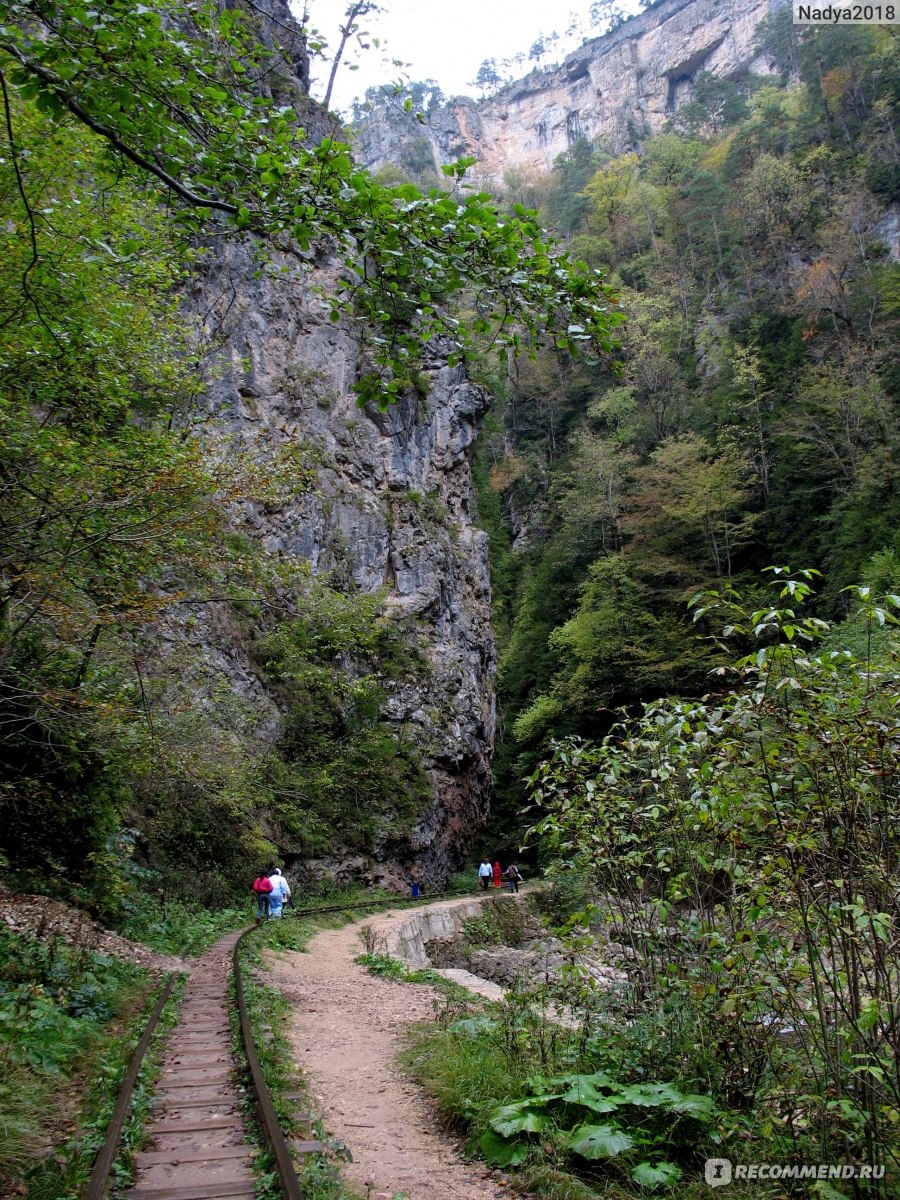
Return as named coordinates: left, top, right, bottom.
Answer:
left=253, top=859, right=522, bottom=920
left=252, top=867, right=293, bottom=922
left=478, top=857, right=522, bottom=893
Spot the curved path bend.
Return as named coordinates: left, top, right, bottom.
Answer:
left=265, top=896, right=514, bottom=1200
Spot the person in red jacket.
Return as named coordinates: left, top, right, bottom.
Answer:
left=252, top=870, right=273, bottom=924
left=492, top=860, right=502, bottom=889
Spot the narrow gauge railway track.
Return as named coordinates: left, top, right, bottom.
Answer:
left=83, top=898, right=421, bottom=1200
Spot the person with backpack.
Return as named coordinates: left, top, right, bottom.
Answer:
left=252, top=870, right=273, bottom=924
left=505, top=863, right=522, bottom=894
left=268, top=867, right=291, bottom=918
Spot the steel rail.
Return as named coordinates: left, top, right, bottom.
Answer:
left=231, top=895, right=425, bottom=1198
left=80, top=972, right=177, bottom=1200
left=81, top=894, right=423, bottom=1200
left=232, top=926, right=304, bottom=1200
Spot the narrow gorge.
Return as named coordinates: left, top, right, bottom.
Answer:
left=179, top=0, right=801, bottom=890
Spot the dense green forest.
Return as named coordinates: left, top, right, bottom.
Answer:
left=468, top=13, right=900, bottom=826
left=408, top=19, right=900, bottom=1191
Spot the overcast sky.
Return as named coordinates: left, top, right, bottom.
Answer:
left=295, top=0, right=642, bottom=115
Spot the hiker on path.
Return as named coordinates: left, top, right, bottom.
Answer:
left=268, top=867, right=291, bottom=918
left=478, top=858, right=493, bottom=891
left=492, top=860, right=502, bottom=889
left=505, top=863, right=521, bottom=894
left=253, top=870, right=273, bottom=924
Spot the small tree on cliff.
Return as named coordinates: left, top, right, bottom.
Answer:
left=472, top=58, right=503, bottom=98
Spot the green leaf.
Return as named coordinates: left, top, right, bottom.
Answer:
left=489, top=1103, right=549, bottom=1137
left=558, top=1075, right=618, bottom=1111
left=616, top=1082, right=683, bottom=1108
left=631, top=1161, right=682, bottom=1189
left=479, top=1129, right=531, bottom=1166
left=566, top=1123, right=634, bottom=1159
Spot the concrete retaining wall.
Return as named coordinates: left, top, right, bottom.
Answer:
left=383, top=899, right=484, bottom=968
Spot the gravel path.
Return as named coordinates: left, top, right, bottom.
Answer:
left=265, top=898, right=515, bottom=1200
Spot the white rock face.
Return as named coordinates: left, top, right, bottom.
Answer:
left=187, top=245, right=495, bottom=887
left=357, top=0, right=784, bottom=184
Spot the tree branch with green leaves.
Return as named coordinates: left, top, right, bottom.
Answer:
left=0, top=0, right=623, bottom=407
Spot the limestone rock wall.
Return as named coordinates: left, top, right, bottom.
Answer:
left=189, top=246, right=495, bottom=888
left=160, top=3, right=496, bottom=891
left=356, top=0, right=786, bottom=184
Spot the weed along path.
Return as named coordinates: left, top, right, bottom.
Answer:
left=264, top=896, right=515, bottom=1200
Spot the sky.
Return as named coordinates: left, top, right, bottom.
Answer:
left=294, top=0, right=642, bottom=115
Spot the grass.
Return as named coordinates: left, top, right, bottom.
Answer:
left=400, top=1009, right=750, bottom=1199
left=0, top=925, right=164, bottom=1199
left=117, top=894, right=248, bottom=955
left=399, top=1014, right=519, bottom=1142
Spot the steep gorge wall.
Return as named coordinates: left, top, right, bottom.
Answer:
left=184, top=245, right=495, bottom=889
left=167, top=3, right=496, bottom=890
left=357, top=0, right=784, bottom=183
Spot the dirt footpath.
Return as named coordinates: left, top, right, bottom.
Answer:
left=265, top=897, right=513, bottom=1200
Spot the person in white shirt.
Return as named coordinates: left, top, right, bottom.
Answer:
left=477, top=858, right=493, bottom=891
left=268, top=867, right=292, bottom=917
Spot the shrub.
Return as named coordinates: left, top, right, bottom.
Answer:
left=0, top=928, right=152, bottom=1196
left=528, top=571, right=900, bottom=1176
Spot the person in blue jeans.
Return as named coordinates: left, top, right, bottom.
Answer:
left=505, top=863, right=521, bottom=893
left=268, top=867, right=292, bottom=918
left=478, top=858, right=493, bottom=890
left=253, top=871, right=273, bottom=923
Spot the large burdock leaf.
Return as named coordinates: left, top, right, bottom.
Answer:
left=479, top=1129, right=531, bottom=1166
left=566, top=1123, right=634, bottom=1159
left=631, top=1161, right=682, bottom=1189
left=489, top=1102, right=550, bottom=1137
left=616, top=1082, right=683, bottom=1107
left=559, top=1075, right=619, bottom=1111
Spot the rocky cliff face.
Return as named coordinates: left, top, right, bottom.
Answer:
left=161, top=3, right=496, bottom=891
left=187, top=245, right=495, bottom=889
left=356, top=0, right=785, bottom=184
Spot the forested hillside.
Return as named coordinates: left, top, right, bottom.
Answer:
left=392, top=18, right=900, bottom=1193
left=471, top=12, right=900, bottom=823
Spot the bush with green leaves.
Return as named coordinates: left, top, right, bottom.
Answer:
left=117, top=892, right=247, bottom=956
left=252, top=587, right=431, bottom=855
left=528, top=569, right=900, bottom=1185
left=462, top=895, right=529, bottom=948
left=480, top=1069, right=716, bottom=1190
left=403, top=1002, right=719, bottom=1196
left=535, top=871, right=596, bottom=930
left=0, top=927, right=154, bottom=1196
